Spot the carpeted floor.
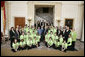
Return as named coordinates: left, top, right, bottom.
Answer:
left=1, top=48, right=84, bottom=56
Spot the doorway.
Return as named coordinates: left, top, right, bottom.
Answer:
left=15, top=17, right=25, bottom=28
left=65, top=18, right=74, bottom=29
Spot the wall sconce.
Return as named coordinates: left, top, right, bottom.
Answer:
left=28, top=18, right=32, bottom=28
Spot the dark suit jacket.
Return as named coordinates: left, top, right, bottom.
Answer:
left=56, top=29, right=62, bottom=36
left=65, top=29, right=71, bottom=39
left=62, top=30, right=66, bottom=37
left=9, top=30, right=16, bottom=40
left=15, top=30, right=20, bottom=38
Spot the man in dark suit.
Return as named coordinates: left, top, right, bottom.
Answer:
left=37, top=21, right=41, bottom=29
left=62, top=28, right=66, bottom=38
left=9, top=27, right=16, bottom=48
left=56, top=26, right=62, bottom=37
left=15, top=28, right=20, bottom=42
left=41, top=20, right=45, bottom=29
left=65, top=26, right=71, bottom=42
left=41, top=26, right=45, bottom=42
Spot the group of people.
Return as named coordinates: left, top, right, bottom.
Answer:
left=9, top=25, right=40, bottom=52
left=9, top=23, right=77, bottom=52
left=44, top=26, right=77, bottom=52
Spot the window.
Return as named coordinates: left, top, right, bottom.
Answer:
left=43, top=7, right=49, bottom=13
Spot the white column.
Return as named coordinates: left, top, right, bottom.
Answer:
left=80, top=4, right=84, bottom=41
left=54, top=3, right=62, bottom=27
left=27, top=2, right=34, bottom=26
left=81, top=19, right=84, bottom=42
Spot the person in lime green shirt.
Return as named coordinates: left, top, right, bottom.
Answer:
left=19, top=39, right=26, bottom=50
left=70, top=29, right=77, bottom=50
left=61, top=40, right=68, bottom=52
left=26, top=37, right=33, bottom=49
left=67, top=34, right=72, bottom=50
left=53, top=27, right=56, bottom=34
left=45, top=32, right=50, bottom=47
left=47, top=37, right=54, bottom=48
left=20, top=32, right=25, bottom=41
left=29, top=28, right=33, bottom=34
left=53, top=33, right=58, bottom=42
left=36, top=34, right=40, bottom=43
left=25, top=31, right=30, bottom=43
left=34, top=29, right=37, bottom=34
left=24, top=26, right=28, bottom=33
left=45, top=32, right=50, bottom=42
left=50, top=31, right=54, bottom=40
left=12, top=39, right=19, bottom=52
left=59, top=35, right=63, bottom=46
left=32, top=36, right=39, bottom=48
left=36, top=33, right=41, bottom=46
left=54, top=39, right=60, bottom=49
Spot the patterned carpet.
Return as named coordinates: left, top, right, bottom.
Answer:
left=1, top=40, right=84, bottom=56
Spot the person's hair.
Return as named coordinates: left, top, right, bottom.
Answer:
left=28, top=31, right=30, bottom=33
left=11, top=27, right=14, bottom=30
left=50, top=31, right=53, bottom=33
left=22, top=32, right=24, bottom=34
left=49, top=37, right=52, bottom=39
left=34, top=36, right=36, bottom=39
left=69, top=34, right=71, bottom=37
left=14, top=39, right=17, bottom=43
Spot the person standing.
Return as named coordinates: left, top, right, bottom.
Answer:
left=70, top=29, right=77, bottom=50
left=15, top=28, right=20, bottom=40
left=57, top=27, right=62, bottom=37
left=41, top=26, right=45, bottom=42
left=9, top=27, right=16, bottom=48
left=65, top=26, right=71, bottom=42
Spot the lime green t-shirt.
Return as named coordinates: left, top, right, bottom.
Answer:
left=50, top=34, right=54, bottom=40
left=62, top=43, right=68, bottom=49
left=48, top=40, right=53, bottom=46
left=20, top=35, right=25, bottom=40
left=55, top=41, right=60, bottom=47
left=24, top=27, right=28, bottom=33
left=53, top=29, right=56, bottom=34
left=34, top=30, right=37, bottom=34
left=12, top=42, right=19, bottom=49
left=65, top=43, right=68, bottom=49
left=70, top=31, right=77, bottom=41
left=53, top=35, right=58, bottom=41
left=45, top=34, right=50, bottom=39
left=25, top=35, right=29, bottom=42
left=45, top=34, right=50, bottom=42
left=36, top=36, right=40, bottom=42
left=59, top=37, right=63, bottom=45
left=29, top=29, right=33, bottom=34
left=32, top=39, right=36, bottom=45
left=19, top=41, right=26, bottom=47
left=48, top=30, right=51, bottom=34
left=27, top=40, right=32, bottom=46
left=67, top=37, right=72, bottom=46
left=32, top=39, right=38, bottom=45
